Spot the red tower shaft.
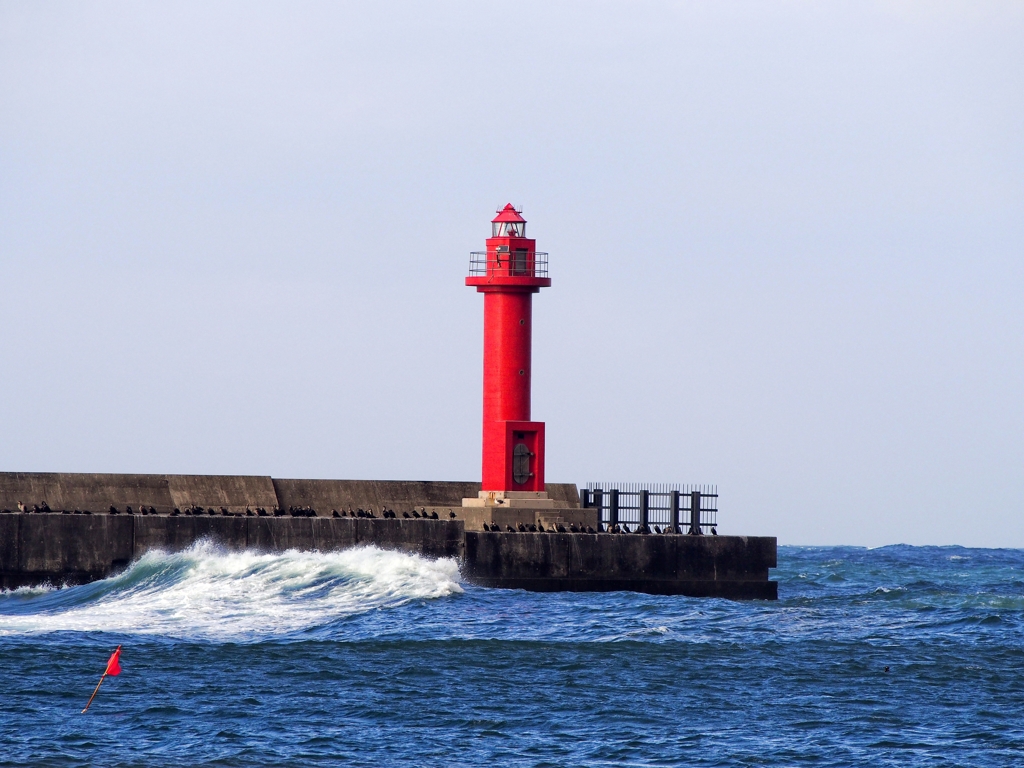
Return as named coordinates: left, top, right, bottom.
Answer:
left=466, top=205, right=550, bottom=493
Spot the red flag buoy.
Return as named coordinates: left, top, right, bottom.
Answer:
left=82, top=645, right=122, bottom=713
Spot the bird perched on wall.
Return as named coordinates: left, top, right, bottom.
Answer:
left=17, top=501, right=25, bottom=513
left=586, top=526, right=596, bottom=534
left=517, top=522, right=527, bottom=532
left=109, top=506, right=118, bottom=515
left=403, top=511, right=411, bottom=518
left=40, top=501, right=51, bottom=512
left=411, top=510, right=420, bottom=518
left=711, top=527, right=718, bottom=536
left=430, top=511, right=439, bottom=519
left=569, top=523, right=579, bottom=533
left=506, top=525, right=515, bottom=532
left=449, top=510, right=456, bottom=519
left=528, top=524, right=537, bottom=532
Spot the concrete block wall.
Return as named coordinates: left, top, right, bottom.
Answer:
left=463, top=532, right=778, bottom=598
left=0, top=473, right=580, bottom=516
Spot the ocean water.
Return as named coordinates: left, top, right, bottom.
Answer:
left=1, top=543, right=1022, bottom=767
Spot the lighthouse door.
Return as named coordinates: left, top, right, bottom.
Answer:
left=512, top=248, right=529, bottom=276
left=512, top=443, right=533, bottom=485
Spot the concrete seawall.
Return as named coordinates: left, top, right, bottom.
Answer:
left=464, top=531, right=777, bottom=598
left=0, top=514, right=464, bottom=589
left=0, top=472, right=777, bottom=598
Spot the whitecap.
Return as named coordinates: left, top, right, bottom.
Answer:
left=0, top=542, right=463, bottom=641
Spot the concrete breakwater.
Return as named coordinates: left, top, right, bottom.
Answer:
left=0, top=472, right=777, bottom=598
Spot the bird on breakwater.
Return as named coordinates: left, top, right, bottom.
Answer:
left=449, top=510, right=456, bottom=519
left=536, top=523, right=545, bottom=532
left=586, top=525, right=596, bottom=534
left=528, top=524, right=537, bottom=532
left=172, top=508, right=181, bottom=516
left=17, top=501, right=25, bottom=512
left=430, top=511, right=439, bottom=519
left=411, top=510, right=421, bottom=518
left=517, top=523, right=526, bottom=532
left=40, top=501, right=51, bottom=512
left=569, top=523, right=579, bottom=533
left=109, top=506, right=119, bottom=515
left=332, top=510, right=341, bottom=518
left=403, top=511, right=411, bottom=518
left=506, top=525, right=515, bottom=532
left=711, top=527, right=718, bottom=535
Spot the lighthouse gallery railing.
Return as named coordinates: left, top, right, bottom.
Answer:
left=469, top=251, right=549, bottom=278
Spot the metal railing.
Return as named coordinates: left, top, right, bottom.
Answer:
left=469, top=251, right=549, bottom=278
left=581, top=482, right=718, bottom=534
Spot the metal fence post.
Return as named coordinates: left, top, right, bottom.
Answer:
left=610, top=489, right=619, bottom=529
left=581, top=489, right=591, bottom=508
left=593, top=489, right=603, bottom=527
left=639, top=490, right=649, bottom=531
left=670, top=490, right=680, bottom=533
left=689, top=490, right=701, bottom=535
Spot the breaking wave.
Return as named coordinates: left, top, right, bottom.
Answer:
left=0, top=541, right=463, bottom=640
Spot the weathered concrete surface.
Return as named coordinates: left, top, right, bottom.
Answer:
left=272, top=479, right=481, bottom=515
left=0, top=472, right=581, bottom=516
left=0, top=513, right=134, bottom=588
left=452, top=506, right=599, bottom=532
left=166, top=475, right=278, bottom=513
left=0, top=473, right=175, bottom=513
left=462, top=532, right=778, bottom=598
left=272, top=479, right=580, bottom=515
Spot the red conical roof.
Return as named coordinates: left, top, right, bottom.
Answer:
left=492, top=203, right=526, bottom=224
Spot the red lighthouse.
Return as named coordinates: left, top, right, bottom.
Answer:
left=465, top=204, right=552, bottom=506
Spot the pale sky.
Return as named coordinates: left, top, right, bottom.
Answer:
left=1, top=1, right=1021, bottom=547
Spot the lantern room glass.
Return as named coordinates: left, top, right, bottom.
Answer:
left=492, top=221, right=525, bottom=237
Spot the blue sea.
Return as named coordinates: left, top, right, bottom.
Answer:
left=1, top=543, right=1022, bottom=767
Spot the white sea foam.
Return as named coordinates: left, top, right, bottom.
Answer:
left=0, top=541, right=463, bottom=640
